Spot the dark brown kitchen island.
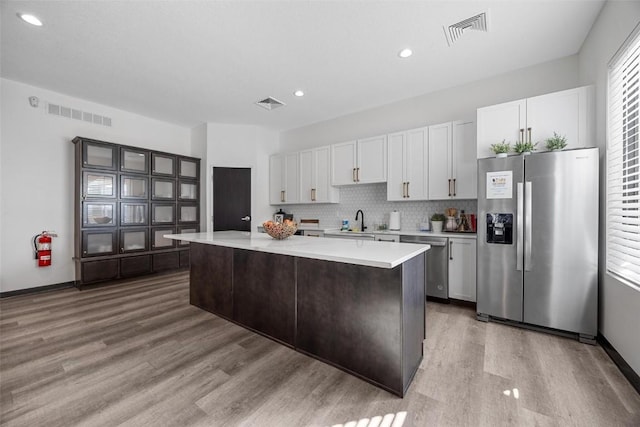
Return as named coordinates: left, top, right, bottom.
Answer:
left=165, top=231, right=429, bottom=397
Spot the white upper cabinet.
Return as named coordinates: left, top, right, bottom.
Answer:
left=526, top=87, right=593, bottom=150
left=332, top=135, right=387, bottom=185
left=477, top=86, right=594, bottom=158
left=357, top=135, right=387, bottom=184
left=331, top=141, right=358, bottom=185
left=269, top=152, right=299, bottom=205
left=428, top=122, right=453, bottom=200
left=452, top=120, right=477, bottom=199
left=387, top=127, right=428, bottom=201
left=299, top=146, right=339, bottom=203
left=269, top=154, right=284, bottom=205
left=428, top=121, right=476, bottom=200
left=477, top=100, right=525, bottom=158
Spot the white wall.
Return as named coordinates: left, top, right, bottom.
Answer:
left=204, top=123, right=279, bottom=232
left=578, top=0, right=640, bottom=376
left=280, top=55, right=580, bottom=150
left=0, top=78, right=192, bottom=293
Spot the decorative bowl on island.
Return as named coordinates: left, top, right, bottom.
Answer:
left=263, top=220, right=297, bottom=240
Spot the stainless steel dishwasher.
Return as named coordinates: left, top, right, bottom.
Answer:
left=400, top=235, right=448, bottom=299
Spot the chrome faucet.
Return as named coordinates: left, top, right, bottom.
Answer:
left=355, top=209, right=366, bottom=232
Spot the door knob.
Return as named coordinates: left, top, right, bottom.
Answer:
left=241, top=216, right=251, bottom=222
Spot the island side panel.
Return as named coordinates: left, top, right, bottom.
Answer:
left=190, top=243, right=233, bottom=319
left=296, top=258, right=404, bottom=395
left=402, top=253, right=426, bottom=393
left=233, top=249, right=296, bottom=346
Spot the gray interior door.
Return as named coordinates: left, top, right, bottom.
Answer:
left=523, top=149, right=598, bottom=336
left=213, top=167, right=251, bottom=231
left=477, top=155, right=524, bottom=321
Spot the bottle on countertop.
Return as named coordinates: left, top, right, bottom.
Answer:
left=457, top=210, right=471, bottom=232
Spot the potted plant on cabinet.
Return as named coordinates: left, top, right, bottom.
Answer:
left=545, top=132, right=568, bottom=151
left=490, top=140, right=511, bottom=158
left=514, top=140, right=538, bottom=155
left=431, top=213, right=445, bottom=233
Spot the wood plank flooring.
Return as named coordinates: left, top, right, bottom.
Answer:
left=1, top=272, right=639, bottom=426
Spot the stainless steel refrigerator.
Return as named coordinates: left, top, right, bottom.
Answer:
left=476, top=147, right=598, bottom=343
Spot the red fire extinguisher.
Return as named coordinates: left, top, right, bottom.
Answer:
left=33, top=231, right=56, bottom=267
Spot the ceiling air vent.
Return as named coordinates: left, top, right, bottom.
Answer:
left=444, top=11, right=488, bottom=46
left=255, top=96, right=286, bottom=111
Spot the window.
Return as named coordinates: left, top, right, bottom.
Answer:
left=607, top=24, right=640, bottom=286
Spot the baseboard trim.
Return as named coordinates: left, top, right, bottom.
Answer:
left=0, top=281, right=76, bottom=299
left=598, top=334, right=640, bottom=395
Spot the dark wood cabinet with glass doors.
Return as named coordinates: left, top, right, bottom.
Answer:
left=73, top=137, right=200, bottom=286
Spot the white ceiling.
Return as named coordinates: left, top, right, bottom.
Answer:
left=1, top=1, right=605, bottom=131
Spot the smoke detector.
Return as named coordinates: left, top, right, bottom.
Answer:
left=444, top=11, right=489, bottom=46
left=255, top=96, right=286, bottom=111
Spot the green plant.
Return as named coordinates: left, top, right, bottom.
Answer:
left=545, top=132, right=568, bottom=150
left=514, top=140, right=538, bottom=154
left=490, top=140, right=511, bottom=154
left=431, top=213, right=445, bottom=222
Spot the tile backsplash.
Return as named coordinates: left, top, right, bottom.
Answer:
left=273, top=183, right=477, bottom=231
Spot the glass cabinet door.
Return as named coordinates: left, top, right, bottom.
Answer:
left=82, top=230, right=117, bottom=257
left=120, top=229, right=148, bottom=253
left=177, top=226, right=198, bottom=246
left=152, top=203, right=175, bottom=224
left=152, top=153, right=175, bottom=177
left=121, top=148, right=148, bottom=174
left=178, top=204, right=198, bottom=223
left=179, top=158, right=199, bottom=179
left=83, top=140, right=116, bottom=170
left=152, top=227, right=175, bottom=249
left=152, top=179, right=175, bottom=200
left=83, top=202, right=116, bottom=227
left=179, top=181, right=198, bottom=200
left=83, top=171, right=116, bottom=198
left=120, top=203, right=148, bottom=226
left=120, top=176, right=148, bottom=199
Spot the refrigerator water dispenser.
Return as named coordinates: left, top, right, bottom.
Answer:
left=486, top=213, right=513, bottom=244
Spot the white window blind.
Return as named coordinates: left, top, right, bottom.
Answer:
left=607, top=24, right=640, bottom=286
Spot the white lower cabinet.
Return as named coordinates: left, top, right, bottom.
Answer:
left=448, top=237, right=476, bottom=302
left=375, top=234, right=399, bottom=242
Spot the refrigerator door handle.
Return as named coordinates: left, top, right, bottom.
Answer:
left=516, top=182, right=523, bottom=271
left=525, top=181, right=532, bottom=271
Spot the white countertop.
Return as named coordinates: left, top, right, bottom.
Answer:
left=323, top=229, right=477, bottom=240
left=165, top=231, right=430, bottom=269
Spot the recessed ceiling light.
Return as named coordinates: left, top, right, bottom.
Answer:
left=294, top=90, right=305, bottom=97
left=18, top=13, right=43, bottom=26
left=398, top=48, right=413, bottom=58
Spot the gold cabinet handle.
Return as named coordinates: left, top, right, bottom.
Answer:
left=403, top=182, right=407, bottom=198
left=311, top=188, right=316, bottom=201
left=356, top=167, right=360, bottom=182
left=448, top=179, right=452, bottom=197
left=352, top=168, right=356, bottom=182
left=452, top=179, right=456, bottom=197
left=520, top=128, right=525, bottom=143
left=527, top=127, right=532, bottom=144
left=280, top=190, right=285, bottom=203
left=406, top=181, right=410, bottom=198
